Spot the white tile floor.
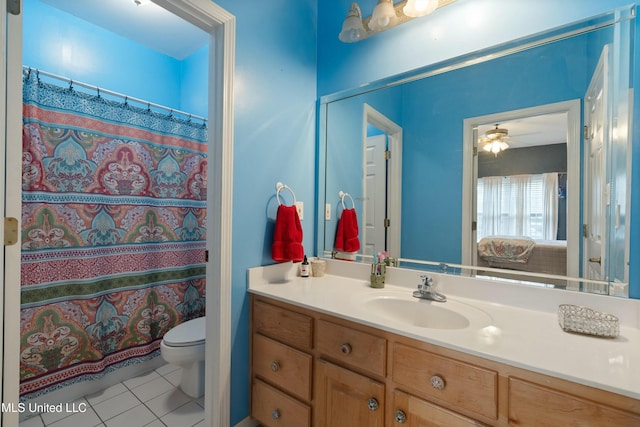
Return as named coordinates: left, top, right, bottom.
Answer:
left=19, top=364, right=205, bottom=427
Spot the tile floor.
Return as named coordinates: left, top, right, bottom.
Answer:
left=20, top=364, right=205, bottom=427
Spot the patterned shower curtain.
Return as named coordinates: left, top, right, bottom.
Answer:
left=19, top=71, right=207, bottom=398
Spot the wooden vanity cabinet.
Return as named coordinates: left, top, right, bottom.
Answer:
left=250, top=295, right=640, bottom=427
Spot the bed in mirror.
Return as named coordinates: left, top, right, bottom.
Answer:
left=317, top=7, right=634, bottom=297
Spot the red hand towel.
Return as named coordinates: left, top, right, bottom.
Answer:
left=334, top=208, right=360, bottom=253
left=272, top=204, right=304, bottom=262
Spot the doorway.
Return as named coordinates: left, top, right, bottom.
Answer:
left=462, top=100, right=581, bottom=280
left=1, top=1, right=234, bottom=426
left=362, top=104, right=402, bottom=258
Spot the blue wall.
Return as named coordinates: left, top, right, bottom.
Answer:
left=318, top=0, right=640, bottom=96
left=24, top=1, right=207, bottom=118
left=212, top=1, right=317, bottom=423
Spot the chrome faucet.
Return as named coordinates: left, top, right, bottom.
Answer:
left=413, top=275, right=446, bottom=302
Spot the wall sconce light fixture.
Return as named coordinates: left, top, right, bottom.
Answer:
left=339, top=0, right=453, bottom=43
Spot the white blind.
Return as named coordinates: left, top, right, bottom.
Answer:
left=477, top=173, right=558, bottom=240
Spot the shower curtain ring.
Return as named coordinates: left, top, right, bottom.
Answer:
left=97, top=87, right=101, bottom=98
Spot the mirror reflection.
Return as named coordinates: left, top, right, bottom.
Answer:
left=319, top=9, right=633, bottom=296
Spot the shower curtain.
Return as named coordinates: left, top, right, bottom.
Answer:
left=19, top=71, right=208, bottom=398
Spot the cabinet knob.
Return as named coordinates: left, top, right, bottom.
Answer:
left=394, top=410, right=407, bottom=424
left=272, top=409, right=281, bottom=420
left=430, top=374, right=446, bottom=390
left=340, top=343, right=352, bottom=355
left=367, top=397, right=379, bottom=411
left=271, top=361, right=280, bottom=372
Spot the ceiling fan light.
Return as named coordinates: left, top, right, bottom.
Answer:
left=369, top=0, right=398, bottom=32
left=403, top=0, right=439, bottom=17
left=483, top=140, right=509, bottom=156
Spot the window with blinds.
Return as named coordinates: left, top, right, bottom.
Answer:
left=477, top=173, right=555, bottom=240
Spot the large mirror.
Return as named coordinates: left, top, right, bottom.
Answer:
left=317, top=7, right=634, bottom=297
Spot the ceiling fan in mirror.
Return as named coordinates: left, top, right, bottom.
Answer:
left=479, top=124, right=511, bottom=156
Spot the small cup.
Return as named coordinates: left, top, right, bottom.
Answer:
left=310, top=258, right=326, bottom=277
left=370, top=273, right=385, bottom=288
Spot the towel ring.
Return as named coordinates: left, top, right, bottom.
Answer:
left=276, top=182, right=297, bottom=206
left=339, top=191, right=355, bottom=210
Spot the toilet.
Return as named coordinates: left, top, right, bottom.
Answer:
left=160, top=316, right=206, bottom=398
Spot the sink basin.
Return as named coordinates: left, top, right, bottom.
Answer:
left=361, top=293, right=492, bottom=330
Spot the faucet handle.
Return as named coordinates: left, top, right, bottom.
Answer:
left=420, top=275, right=433, bottom=287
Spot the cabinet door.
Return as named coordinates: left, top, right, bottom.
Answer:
left=315, top=359, right=384, bottom=427
left=391, top=389, right=486, bottom=427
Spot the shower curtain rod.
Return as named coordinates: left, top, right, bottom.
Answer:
left=23, top=66, right=207, bottom=124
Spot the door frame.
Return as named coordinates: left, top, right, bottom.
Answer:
left=461, top=100, right=581, bottom=279
left=2, top=1, right=235, bottom=426
left=582, top=45, right=609, bottom=288
left=363, top=104, right=402, bottom=258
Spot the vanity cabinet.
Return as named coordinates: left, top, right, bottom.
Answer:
left=250, top=295, right=640, bottom=427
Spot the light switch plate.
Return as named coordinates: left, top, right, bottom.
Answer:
left=295, top=201, right=304, bottom=220
left=325, top=203, right=331, bottom=220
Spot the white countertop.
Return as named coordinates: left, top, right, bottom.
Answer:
left=248, top=259, right=640, bottom=400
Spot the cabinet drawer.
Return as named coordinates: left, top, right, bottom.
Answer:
left=392, top=343, right=497, bottom=420
left=392, top=389, right=487, bottom=427
left=252, top=378, right=311, bottom=427
left=253, top=300, right=313, bottom=350
left=317, top=319, right=386, bottom=377
left=508, top=377, right=640, bottom=427
left=253, top=333, right=312, bottom=401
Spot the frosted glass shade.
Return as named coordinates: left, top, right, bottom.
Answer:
left=339, top=3, right=368, bottom=42
left=403, top=0, right=439, bottom=17
left=368, top=0, right=397, bottom=32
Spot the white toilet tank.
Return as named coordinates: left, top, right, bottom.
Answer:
left=163, top=316, right=206, bottom=347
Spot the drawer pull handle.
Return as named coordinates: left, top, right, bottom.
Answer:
left=272, top=409, right=281, bottom=420
left=394, top=410, right=407, bottom=423
left=271, top=361, right=280, bottom=372
left=430, top=374, right=446, bottom=390
left=367, top=397, right=379, bottom=411
left=340, top=343, right=352, bottom=355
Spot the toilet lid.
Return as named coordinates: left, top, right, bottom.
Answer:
left=163, top=317, right=206, bottom=347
